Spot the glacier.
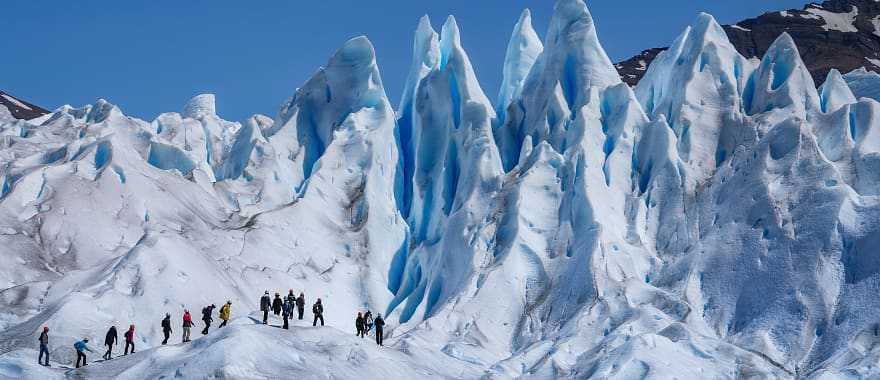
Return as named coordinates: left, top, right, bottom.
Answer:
left=1, top=0, right=880, bottom=378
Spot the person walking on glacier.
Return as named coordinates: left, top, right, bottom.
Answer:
left=202, top=304, right=215, bottom=334
left=286, top=289, right=296, bottom=307
left=219, top=301, right=231, bottom=328
left=260, top=291, right=271, bottom=324
left=363, top=310, right=374, bottom=334
left=272, top=293, right=283, bottom=317
left=123, top=325, right=136, bottom=355
left=161, top=313, right=173, bottom=345
left=312, top=298, right=324, bottom=326
left=74, top=338, right=93, bottom=368
left=374, top=314, right=385, bottom=346
left=282, top=297, right=293, bottom=330
left=102, top=326, right=117, bottom=360
left=296, top=292, right=306, bottom=320
left=356, top=312, right=365, bottom=338
left=182, top=310, right=193, bottom=342
left=37, top=326, right=50, bottom=366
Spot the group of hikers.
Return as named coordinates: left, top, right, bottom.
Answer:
left=37, top=290, right=387, bottom=368
left=258, top=290, right=386, bottom=345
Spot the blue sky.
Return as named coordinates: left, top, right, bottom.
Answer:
left=2, top=1, right=808, bottom=122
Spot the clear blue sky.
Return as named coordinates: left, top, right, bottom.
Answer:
left=2, top=1, right=808, bottom=122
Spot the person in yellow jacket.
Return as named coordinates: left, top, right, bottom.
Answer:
left=219, top=301, right=231, bottom=327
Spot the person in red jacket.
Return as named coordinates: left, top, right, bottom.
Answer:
left=182, top=310, right=193, bottom=343
left=123, top=325, right=135, bottom=355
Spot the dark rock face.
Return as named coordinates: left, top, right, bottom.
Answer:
left=616, top=0, right=880, bottom=86
left=615, top=48, right=667, bottom=86
left=0, top=91, right=49, bottom=120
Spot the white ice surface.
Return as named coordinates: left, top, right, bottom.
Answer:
left=1, top=1, right=880, bottom=379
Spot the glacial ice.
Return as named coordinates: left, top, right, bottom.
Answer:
left=1, top=0, right=880, bottom=378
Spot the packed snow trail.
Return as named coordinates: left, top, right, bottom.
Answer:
left=0, top=319, right=470, bottom=380
left=1, top=0, right=880, bottom=378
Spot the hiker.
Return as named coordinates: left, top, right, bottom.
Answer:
left=161, top=313, right=172, bottom=345
left=260, top=291, right=271, bottom=324
left=102, top=326, right=117, bottom=360
left=272, top=293, right=283, bottom=316
left=286, top=289, right=296, bottom=306
left=219, top=301, right=231, bottom=328
left=363, top=310, right=374, bottom=334
left=182, top=310, right=193, bottom=342
left=74, top=338, right=93, bottom=368
left=124, top=325, right=135, bottom=355
left=312, top=298, right=324, bottom=326
left=356, top=312, right=365, bottom=338
left=282, top=297, right=292, bottom=329
left=202, top=304, right=215, bottom=334
left=37, top=326, right=49, bottom=366
left=374, top=313, right=385, bottom=346
left=296, top=292, right=306, bottom=320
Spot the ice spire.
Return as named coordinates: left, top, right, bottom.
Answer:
left=397, top=16, right=440, bottom=218
left=397, top=16, right=440, bottom=117
left=818, top=69, right=857, bottom=113
left=386, top=15, right=503, bottom=323
left=743, top=33, right=819, bottom=116
left=634, top=13, right=754, bottom=178
left=495, top=0, right=621, bottom=170
left=540, top=0, right=621, bottom=95
left=183, top=94, right=216, bottom=119
left=496, top=9, right=543, bottom=121
left=437, top=16, right=495, bottom=116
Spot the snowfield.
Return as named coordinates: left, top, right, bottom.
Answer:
left=2, top=0, right=880, bottom=378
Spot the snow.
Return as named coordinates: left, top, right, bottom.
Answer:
left=728, top=24, right=751, bottom=32
left=867, top=57, right=880, bottom=69
left=2, top=0, right=880, bottom=378
left=843, top=67, right=880, bottom=102
left=805, top=5, right=859, bottom=33
left=872, top=15, right=880, bottom=37
left=1, top=94, right=32, bottom=111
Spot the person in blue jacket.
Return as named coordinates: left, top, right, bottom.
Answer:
left=282, top=297, right=293, bottom=330
left=74, top=338, right=94, bottom=368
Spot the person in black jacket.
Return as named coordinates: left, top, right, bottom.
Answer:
left=312, top=298, right=324, bottom=326
left=38, top=326, right=49, bottom=366
left=102, top=326, right=117, bottom=360
left=355, top=312, right=365, bottom=338
left=374, top=314, right=385, bottom=346
left=296, top=292, right=306, bottom=320
left=272, top=293, right=283, bottom=316
left=282, top=298, right=292, bottom=330
left=202, top=304, right=215, bottom=335
left=161, top=313, right=172, bottom=345
left=260, top=291, right=271, bottom=324
left=286, top=289, right=296, bottom=306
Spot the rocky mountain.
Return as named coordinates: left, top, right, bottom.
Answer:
left=616, top=0, right=880, bottom=86
left=0, top=91, right=49, bottom=121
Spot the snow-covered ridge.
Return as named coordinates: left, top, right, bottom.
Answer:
left=2, top=0, right=880, bottom=378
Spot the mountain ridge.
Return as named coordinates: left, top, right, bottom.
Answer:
left=615, top=0, right=880, bottom=86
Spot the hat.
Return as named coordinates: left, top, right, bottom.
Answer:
left=83, top=338, right=89, bottom=342
left=227, top=300, right=232, bottom=304
left=265, top=291, right=269, bottom=294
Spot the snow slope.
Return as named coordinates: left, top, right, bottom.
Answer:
left=2, top=1, right=880, bottom=379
